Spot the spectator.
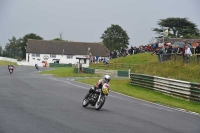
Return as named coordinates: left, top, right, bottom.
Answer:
left=184, top=45, right=192, bottom=63
left=164, top=45, right=172, bottom=54
left=195, top=43, right=200, bottom=54
left=176, top=45, right=181, bottom=54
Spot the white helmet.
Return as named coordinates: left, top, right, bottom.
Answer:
left=104, top=75, right=110, bottom=83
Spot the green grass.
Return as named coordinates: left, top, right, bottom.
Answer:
left=90, top=53, right=157, bottom=70
left=90, top=53, right=200, bottom=83
left=110, top=52, right=157, bottom=64
left=76, top=78, right=200, bottom=113
left=0, top=60, right=17, bottom=66
left=39, top=67, right=101, bottom=77
left=131, top=59, right=200, bottom=83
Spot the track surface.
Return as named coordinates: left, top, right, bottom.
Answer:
left=0, top=66, right=199, bottom=133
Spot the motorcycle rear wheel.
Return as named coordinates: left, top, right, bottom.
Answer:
left=95, top=96, right=106, bottom=110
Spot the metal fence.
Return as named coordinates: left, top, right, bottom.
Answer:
left=130, top=73, right=200, bottom=102
left=49, top=63, right=72, bottom=67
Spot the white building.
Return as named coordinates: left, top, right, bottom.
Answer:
left=26, top=39, right=109, bottom=67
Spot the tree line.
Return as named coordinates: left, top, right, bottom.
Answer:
left=1, top=17, right=200, bottom=60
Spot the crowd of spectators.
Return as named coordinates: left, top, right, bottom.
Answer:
left=89, top=40, right=200, bottom=64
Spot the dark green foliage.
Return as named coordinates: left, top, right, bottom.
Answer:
left=101, top=24, right=130, bottom=51
left=153, top=17, right=200, bottom=38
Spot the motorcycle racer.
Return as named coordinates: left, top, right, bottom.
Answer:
left=85, top=75, right=111, bottom=98
left=8, top=63, right=14, bottom=72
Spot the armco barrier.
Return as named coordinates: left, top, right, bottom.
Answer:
left=118, top=70, right=129, bottom=77
left=74, top=68, right=78, bottom=73
left=83, top=67, right=95, bottom=74
left=130, top=73, right=200, bottom=102
left=95, top=69, right=118, bottom=77
left=190, top=83, right=200, bottom=102
left=75, top=67, right=130, bottom=77
left=49, top=63, right=72, bottom=67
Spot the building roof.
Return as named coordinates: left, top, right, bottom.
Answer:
left=26, top=39, right=110, bottom=56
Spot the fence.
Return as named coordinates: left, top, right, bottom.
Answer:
left=91, top=63, right=134, bottom=69
left=159, top=53, right=200, bottom=64
left=130, top=73, right=200, bottom=102
left=74, top=67, right=130, bottom=77
left=49, top=63, right=72, bottom=67
left=74, top=68, right=78, bottom=73
left=82, top=68, right=95, bottom=74
left=118, top=70, right=130, bottom=77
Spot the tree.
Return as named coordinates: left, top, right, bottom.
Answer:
left=100, top=24, right=130, bottom=51
left=19, top=33, right=43, bottom=59
left=53, top=38, right=63, bottom=41
left=152, top=17, right=200, bottom=38
left=183, top=34, right=200, bottom=39
left=4, top=36, right=22, bottom=58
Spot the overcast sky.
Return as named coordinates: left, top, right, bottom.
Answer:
left=0, top=0, right=200, bottom=48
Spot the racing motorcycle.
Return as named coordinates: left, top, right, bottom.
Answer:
left=82, top=83, right=109, bottom=110
left=8, top=66, right=14, bottom=74
left=35, top=64, right=39, bottom=70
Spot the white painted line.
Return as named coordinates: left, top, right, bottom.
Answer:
left=73, top=80, right=200, bottom=116
left=50, top=78, right=174, bottom=113
left=142, top=104, right=174, bottom=112
left=112, top=91, right=200, bottom=116
left=49, top=78, right=200, bottom=116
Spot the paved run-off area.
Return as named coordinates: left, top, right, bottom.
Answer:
left=0, top=66, right=199, bottom=133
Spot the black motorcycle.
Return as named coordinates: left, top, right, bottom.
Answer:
left=35, top=64, right=39, bottom=70
left=82, top=83, right=109, bottom=110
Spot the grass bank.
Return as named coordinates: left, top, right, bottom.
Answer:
left=76, top=78, right=200, bottom=113
left=39, top=67, right=101, bottom=77
left=90, top=53, right=200, bottom=83
left=0, top=60, right=17, bottom=66
left=131, top=59, right=200, bottom=83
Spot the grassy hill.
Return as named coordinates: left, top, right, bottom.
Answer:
left=109, top=52, right=157, bottom=64
left=90, top=53, right=200, bottom=83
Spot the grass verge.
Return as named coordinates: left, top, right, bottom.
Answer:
left=0, top=60, right=17, bottom=66
left=39, top=67, right=101, bottom=77
left=131, top=59, right=200, bottom=83
left=76, top=78, right=200, bottom=113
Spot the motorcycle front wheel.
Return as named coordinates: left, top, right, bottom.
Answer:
left=82, top=96, right=89, bottom=107
left=95, top=96, right=106, bottom=110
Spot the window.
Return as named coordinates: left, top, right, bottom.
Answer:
left=67, top=55, right=73, bottom=59
left=80, top=59, right=86, bottom=64
left=50, top=54, right=56, bottom=58
left=32, top=54, right=36, bottom=57
left=53, top=59, right=60, bottom=63
left=36, top=54, right=40, bottom=57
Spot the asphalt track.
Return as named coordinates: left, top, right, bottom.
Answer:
left=0, top=66, right=199, bottom=133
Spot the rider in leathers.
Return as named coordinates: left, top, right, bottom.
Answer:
left=85, top=75, right=111, bottom=98
left=8, top=63, right=14, bottom=72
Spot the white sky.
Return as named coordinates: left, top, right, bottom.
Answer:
left=0, top=0, right=200, bottom=48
